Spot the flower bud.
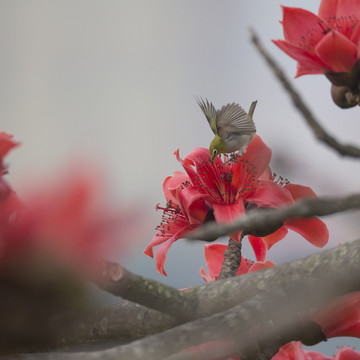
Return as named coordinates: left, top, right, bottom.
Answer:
left=330, top=85, right=360, bottom=109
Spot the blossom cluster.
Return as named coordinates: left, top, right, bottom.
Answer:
left=0, top=132, right=129, bottom=277
left=146, top=135, right=328, bottom=276
left=147, top=133, right=359, bottom=358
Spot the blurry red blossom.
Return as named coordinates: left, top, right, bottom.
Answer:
left=0, top=132, right=19, bottom=174
left=200, top=243, right=274, bottom=282
left=313, top=292, right=360, bottom=339
left=146, top=135, right=328, bottom=275
left=0, top=132, right=20, bottom=202
left=1, top=169, right=135, bottom=277
left=274, top=341, right=360, bottom=360
left=0, top=134, right=137, bottom=277
left=273, top=0, right=360, bottom=77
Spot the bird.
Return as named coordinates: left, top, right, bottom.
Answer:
left=197, top=98, right=257, bottom=163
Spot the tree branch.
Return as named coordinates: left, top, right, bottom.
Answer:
left=54, top=301, right=176, bottom=348
left=8, top=238, right=360, bottom=360
left=187, top=193, right=360, bottom=242
left=93, top=260, right=196, bottom=321
left=249, top=28, right=360, bottom=158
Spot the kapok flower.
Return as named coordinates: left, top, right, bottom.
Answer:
left=273, top=0, right=360, bottom=77
left=273, top=341, right=360, bottom=360
left=176, top=136, right=328, bottom=260
left=144, top=172, right=208, bottom=276
left=175, top=135, right=292, bottom=243
left=147, top=135, right=328, bottom=274
left=0, top=168, right=132, bottom=277
left=0, top=132, right=19, bottom=175
left=0, top=134, right=134, bottom=277
left=312, top=291, right=360, bottom=339
left=0, top=132, right=20, bottom=202
left=200, top=243, right=274, bottom=282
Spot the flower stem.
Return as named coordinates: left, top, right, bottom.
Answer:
left=218, top=236, right=244, bottom=280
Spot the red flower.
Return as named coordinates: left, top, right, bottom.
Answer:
left=274, top=342, right=360, bottom=360
left=0, top=132, right=19, bottom=174
left=0, top=134, right=133, bottom=277
left=147, top=135, right=328, bottom=274
left=313, top=291, right=360, bottom=339
left=0, top=132, right=20, bottom=202
left=144, top=173, right=208, bottom=276
left=175, top=136, right=291, bottom=242
left=0, top=168, right=131, bottom=277
left=273, top=0, right=360, bottom=77
left=200, top=243, right=274, bottom=282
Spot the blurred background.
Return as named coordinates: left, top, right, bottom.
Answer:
left=1, top=0, right=359, bottom=354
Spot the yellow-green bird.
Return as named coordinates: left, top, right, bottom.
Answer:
left=197, top=98, right=257, bottom=162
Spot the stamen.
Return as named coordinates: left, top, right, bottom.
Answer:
left=272, top=172, right=290, bottom=187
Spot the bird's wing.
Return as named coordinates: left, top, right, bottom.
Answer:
left=196, top=97, right=218, bottom=135
left=216, top=103, right=256, bottom=139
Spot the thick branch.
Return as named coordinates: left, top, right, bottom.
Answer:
left=94, top=260, right=195, bottom=321
left=250, top=28, right=360, bottom=158
left=188, top=193, right=360, bottom=242
left=55, top=301, right=176, bottom=348
left=9, top=238, right=360, bottom=360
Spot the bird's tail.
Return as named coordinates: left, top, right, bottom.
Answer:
left=248, top=100, right=258, bottom=119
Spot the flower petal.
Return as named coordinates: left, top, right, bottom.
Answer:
left=284, top=217, right=329, bottom=248
left=0, top=132, right=20, bottom=173
left=351, top=23, right=360, bottom=48
left=295, top=60, right=327, bottom=77
left=249, top=260, right=275, bottom=273
left=174, top=186, right=208, bottom=225
left=203, top=243, right=227, bottom=279
left=153, top=227, right=188, bottom=276
left=313, top=291, right=360, bottom=339
left=334, top=347, right=360, bottom=359
left=213, top=202, right=245, bottom=223
left=242, top=135, right=272, bottom=177
left=315, top=30, right=358, bottom=72
left=273, top=39, right=328, bottom=75
left=213, top=202, right=245, bottom=242
left=336, top=0, right=360, bottom=19
left=281, top=6, right=324, bottom=47
left=162, top=172, right=190, bottom=203
left=284, top=183, right=317, bottom=200
left=200, top=267, right=214, bottom=283
left=0, top=132, right=20, bottom=159
left=318, top=0, right=339, bottom=19
left=248, top=235, right=267, bottom=261
left=247, top=180, right=293, bottom=207
left=262, top=226, right=289, bottom=250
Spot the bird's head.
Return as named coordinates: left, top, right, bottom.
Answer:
left=209, top=136, right=226, bottom=164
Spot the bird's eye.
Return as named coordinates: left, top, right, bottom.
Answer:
left=213, top=149, right=218, bottom=155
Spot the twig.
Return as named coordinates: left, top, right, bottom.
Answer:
left=188, top=193, right=360, bottom=242
left=93, top=260, right=196, bottom=321
left=250, top=28, right=360, bottom=158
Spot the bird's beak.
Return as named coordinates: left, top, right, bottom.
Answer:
left=211, top=154, right=216, bottom=165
